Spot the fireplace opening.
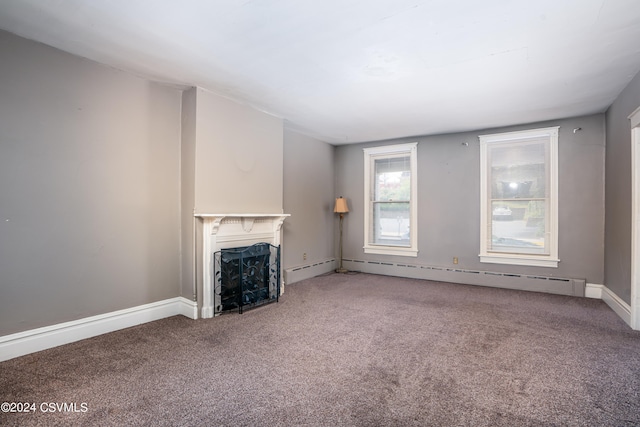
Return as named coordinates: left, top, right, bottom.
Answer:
left=214, top=243, right=281, bottom=314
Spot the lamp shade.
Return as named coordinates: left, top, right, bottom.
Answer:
left=334, top=197, right=349, bottom=213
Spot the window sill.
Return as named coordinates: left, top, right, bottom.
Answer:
left=364, top=246, right=418, bottom=257
left=480, top=254, right=559, bottom=268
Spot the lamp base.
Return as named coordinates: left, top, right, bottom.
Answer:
left=335, top=268, right=348, bottom=274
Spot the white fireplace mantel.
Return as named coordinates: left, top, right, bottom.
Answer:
left=194, top=213, right=290, bottom=318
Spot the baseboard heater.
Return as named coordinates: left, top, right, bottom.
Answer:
left=342, top=259, right=585, bottom=297
left=284, top=258, right=336, bottom=285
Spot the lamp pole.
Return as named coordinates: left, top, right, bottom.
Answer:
left=334, top=196, right=349, bottom=274
left=337, top=211, right=347, bottom=273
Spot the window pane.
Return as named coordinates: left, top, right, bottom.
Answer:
left=372, top=202, right=410, bottom=246
left=489, top=200, right=547, bottom=254
left=375, top=156, right=410, bottom=202
left=490, top=141, right=546, bottom=199
left=364, top=143, right=417, bottom=256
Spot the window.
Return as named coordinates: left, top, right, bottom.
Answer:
left=479, top=127, right=559, bottom=267
left=363, top=143, right=418, bottom=257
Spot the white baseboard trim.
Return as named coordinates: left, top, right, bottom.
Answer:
left=0, top=296, right=197, bottom=362
left=178, top=297, right=199, bottom=320
left=601, top=285, right=632, bottom=327
left=285, top=258, right=336, bottom=285
left=585, top=283, right=603, bottom=299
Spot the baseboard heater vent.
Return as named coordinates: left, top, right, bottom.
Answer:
left=342, top=259, right=586, bottom=297
left=290, top=259, right=335, bottom=272
left=285, top=258, right=337, bottom=285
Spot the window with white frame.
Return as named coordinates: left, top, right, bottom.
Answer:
left=363, top=143, right=418, bottom=257
left=479, top=127, right=559, bottom=267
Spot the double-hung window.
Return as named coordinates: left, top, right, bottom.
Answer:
left=363, top=143, right=418, bottom=257
left=479, top=127, right=559, bottom=267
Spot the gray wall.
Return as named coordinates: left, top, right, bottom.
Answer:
left=605, top=70, right=640, bottom=305
left=335, top=114, right=605, bottom=285
left=193, top=88, right=284, bottom=214
left=283, top=129, right=335, bottom=270
left=0, top=30, right=183, bottom=335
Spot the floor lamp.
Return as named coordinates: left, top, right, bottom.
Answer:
left=334, top=196, right=349, bottom=273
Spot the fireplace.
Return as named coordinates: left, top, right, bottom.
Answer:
left=215, top=243, right=280, bottom=314
left=195, top=214, right=289, bottom=318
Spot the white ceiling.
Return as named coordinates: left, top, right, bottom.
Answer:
left=1, top=0, right=639, bottom=144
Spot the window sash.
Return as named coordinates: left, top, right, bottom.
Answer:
left=487, top=139, right=550, bottom=255
left=363, top=143, right=418, bottom=257
left=479, top=127, right=559, bottom=267
left=371, top=201, right=411, bottom=247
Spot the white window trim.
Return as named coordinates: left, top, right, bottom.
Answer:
left=629, top=105, right=640, bottom=330
left=479, top=127, right=559, bottom=268
left=363, top=143, right=418, bottom=257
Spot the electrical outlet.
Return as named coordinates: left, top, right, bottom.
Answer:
left=303, top=252, right=307, bottom=261
left=453, top=257, right=458, bottom=264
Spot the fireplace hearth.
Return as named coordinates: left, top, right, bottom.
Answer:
left=214, top=243, right=280, bottom=314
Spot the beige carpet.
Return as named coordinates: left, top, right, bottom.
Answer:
left=1, top=272, right=639, bottom=426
